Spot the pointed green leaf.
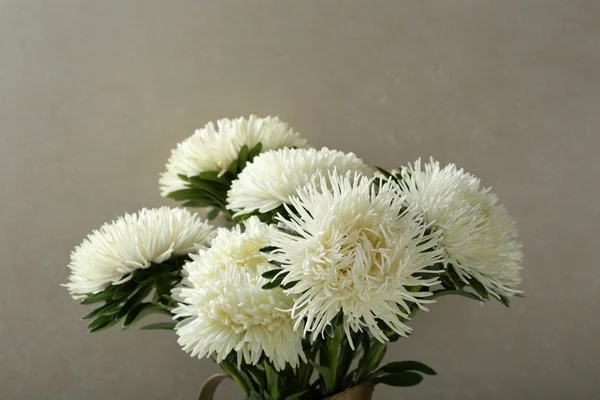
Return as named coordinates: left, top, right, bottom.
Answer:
left=280, top=280, right=298, bottom=290
left=248, top=392, right=262, bottom=400
left=375, top=167, right=393, bottom=179
left=285, top=390, right=308, bottom=400
left=498, top=295, right=511, bottom=307
left=228, top=159, right=239, bottom=176
left=122, top=303, right=170, bottom=329
left=243, top=364, right=266, bottom=391
left=377, top=361, right=436, bottom=376
left=261, top=278, right=283, bottom=290
left=80, top=288, right=117, bottom=305
left=261, top=269, right=283, bottom=280
left=446, top=265, right=466, bottom=289
left=247, top=142, right=263, bottom=160
left=81, top=299, right=122, bottom=320
left=140, top=322, right=177, bottom=330
left=197, top=171, right=231, bottom=186
left=184, top=177, right=227, bottom=199
left=467, top=276, right=489, bottom=300
left=181, top=200, right=205, bottom=208
left=167, top=188, right=203, bottom=201
left=308, top=360, right=333, bottom=385
left=87, top=314, right=119, bottom=333
left=237, top=145, right=249, bottom=171
left=207, top=208, right=220, bottom=220
left=260, top=246, right=278, bottom=253
left=430, top=289, right=481, bottom=301
left=116, top=282, right=153, bottom=320
left=372, top=371, right=424, bottom=387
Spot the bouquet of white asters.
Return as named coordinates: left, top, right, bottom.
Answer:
left=64, top=115, right=523, bottom=400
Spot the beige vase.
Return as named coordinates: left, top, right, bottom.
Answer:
left=197, top=374, right=375, bottom=400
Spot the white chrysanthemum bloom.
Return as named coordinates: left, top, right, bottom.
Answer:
left=227, top=147, right=372, bottom=216
left=65, top=207, right=215, bottom=299
left=159, top=115, right=307, bottom=196
left=270, top=172, right=444, bottom=344
left=172, top=217, right=305, bottom=370
left=397, top=159, right=523, bottom=298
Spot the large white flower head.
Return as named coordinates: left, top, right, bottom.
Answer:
left=172, top=217, right=305, bottom=370
left=227, top=147, right=372, bottom=216
left=65, top=207, right=215, bottom=299
left=269, top=172, right=444, bottom=344
left=397, top=159, right=523, bottom=298
left=159, top=115, right=307, bottom=196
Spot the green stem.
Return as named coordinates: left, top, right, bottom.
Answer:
left=264, top=360, right=280, bottom=400
left=219, top=359, right=251, bottom=397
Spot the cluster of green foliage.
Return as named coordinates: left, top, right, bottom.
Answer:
left=167, top=143, right=263, bottom=221
left=79, top=258, right=185, bottom=333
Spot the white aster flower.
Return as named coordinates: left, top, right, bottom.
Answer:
left=270, top=172, right=443, bottom=344
left=397, top=159, right=523, bottom=298
left=172, top=217, right=305, bottom=370
left=159, top=115, right=307, bottom=196
left=65, top=207, right=215, bottom=299
left=227, top=147, right=372, bottom=216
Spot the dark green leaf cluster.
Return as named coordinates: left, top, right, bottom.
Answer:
left=167, top=143, right=263, bottom=220
left=80, top=258, right=186, bottom=333
left=435, top=264, right=513, bottom=307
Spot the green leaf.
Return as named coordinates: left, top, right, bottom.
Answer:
left=308, top=360, right=333, bottom=389
left=80, top=287, right=117, bottom=305
left=122, top=303, right=170, bottom=329
left=439, top=274, right=455, bottom=290
left=248, top=392, right=262, bottom=400
left=430, top=289, right=482, bottom=301
left=261, top=269, right=283, bottom=280
left=446, top=265, right=466, bottom=289
left=377, top=361, right=436, bottom=376
left=372, top=371, right=424, bottom=387
left=324, top=324, right=335, bottom=339
left=285, top=390, right=308, bottom=400
left=280, top=280, right=298, bottom=290
left=197, top=171, right=231, bottom=186
left=260, top=246, right=278, bottom=253
left=498, top=295, right=511, bottom=307
left=247, top=142, right=263, bottom=160
left=219, top=359, right=252, bottom=398
left=268, top=260, right=285, bottom=268
left=116, top=282, right=153, bottom=320
left=237, top=145, right=249, bottom=171
left=228, top=159, right=239, bottom=176
left=243, top=365, right=266, bottom=391
left=81, top=299, right=122, bottom=320
left=181, top=200, right=205, bottom=208
left=357, top=340, right=387, bottom=383
left=375, top=167, right=393, bottom=180
left=264, top=361, right=281, bottom=400
left=263, top=392, right=275, bottom=400
left=207, top=208, right=220, bottom=221
left=87, top=314, right=119, bottom=333
left=113, top=280, right=137, bottom=297
left=140, top=322, right=177, bottom=330
left=467, top=276, right=489, bottom=300
left=167, top=188, right=204, bottom=201
left=336, top=336, right=355, bottom=387
left=262, top=274, right=286, bottom=290
left=366, top=341, right=387, bottom=372
left=184, top=177, right=227, bottom=199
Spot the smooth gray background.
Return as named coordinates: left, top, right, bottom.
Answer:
left=1, top=1, right=598, bottom=399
